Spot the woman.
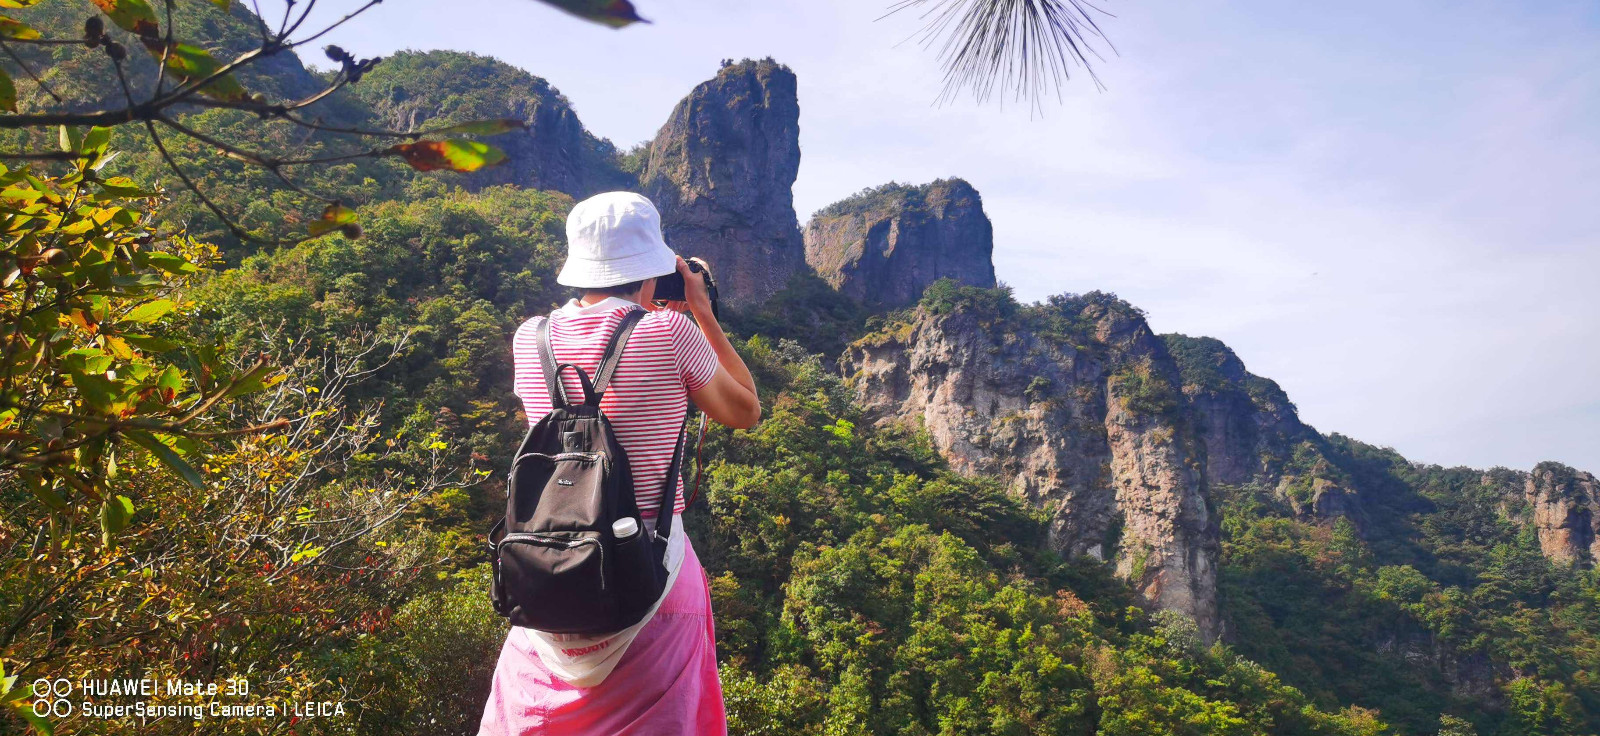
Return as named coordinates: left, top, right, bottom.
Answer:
left=479, top=192, right=760, bottom=736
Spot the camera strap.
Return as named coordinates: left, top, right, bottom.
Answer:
left=685, top=410, right=709, bottom=508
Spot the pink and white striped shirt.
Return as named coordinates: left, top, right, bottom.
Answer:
left=512, top=297, right=719, bottom=519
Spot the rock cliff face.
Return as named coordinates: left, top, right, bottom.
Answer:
left=1161, top=334, right=1310, bottom=490
left=1163, top=334, right=1376, bottom=526
left=351, top=51, right=631, bottom=198
left=1522, top=462, right=1600, bottom=566
left=845, top=292, right=1221, bottom=640
left=804, top=179, right=997, bottom=308
left=642, top=60, right=807, bottom=308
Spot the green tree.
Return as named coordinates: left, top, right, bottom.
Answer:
left=0, top=130, right=271, bottom=533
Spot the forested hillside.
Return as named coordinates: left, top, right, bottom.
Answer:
left=1, top=3, right=1594, bottom=735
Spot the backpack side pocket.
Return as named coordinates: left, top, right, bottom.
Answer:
left=608, top=519, right=669, bottom=615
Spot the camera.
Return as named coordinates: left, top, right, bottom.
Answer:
left=652, top=258, right=719, bottom=318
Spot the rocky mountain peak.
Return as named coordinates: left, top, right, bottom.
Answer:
left=642, top=59, right=806, bottom=308
left=349, top=50, right=630, bottom=198
left=804, top=178, right=997, bottom=308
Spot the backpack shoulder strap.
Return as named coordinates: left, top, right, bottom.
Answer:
left=540, top=315, right=604, bottom=407
left=536, top=316, right=569, bottom=408
left=653, top=421, right=686, bottom=540
left=592, top=308, right=646, bottom=400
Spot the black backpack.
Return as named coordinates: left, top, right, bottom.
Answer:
left=487, top=309, right=681, bottom=634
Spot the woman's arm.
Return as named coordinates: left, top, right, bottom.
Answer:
left=659, top=257, right=761, bottom=429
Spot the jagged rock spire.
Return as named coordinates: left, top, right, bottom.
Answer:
left=641, top=59, right=807, bottom=308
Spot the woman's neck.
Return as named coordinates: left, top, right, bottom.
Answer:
left=579, top=292, right=640, bottom=307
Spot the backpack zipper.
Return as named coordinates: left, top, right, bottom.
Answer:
left=513, top=451, right=610, bottom=471
left=498, top=532, right=606, bottom=590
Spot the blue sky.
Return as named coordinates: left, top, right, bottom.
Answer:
left=273, top=0, right=1599, bottom=473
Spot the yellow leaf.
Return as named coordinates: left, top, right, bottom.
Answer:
left=533, top=0, right=647, bottom=28
left=0, top=15, right=41, bottom=40
left=388, top=139, right=507, bottom=173
left=307, top=203, right=359, bottom=238
left=90, top=0, right=159, bottom=36
left=0, top=69, right=14, bottom=113
left=103, top=335, right=136, bottom=360
left=139, top=39, right=251, bottom=103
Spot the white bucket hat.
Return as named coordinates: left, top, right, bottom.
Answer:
left=556, top=192, right=678, bottom=288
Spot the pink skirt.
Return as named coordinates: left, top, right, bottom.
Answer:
left=478, top=536, right=727, bottom=736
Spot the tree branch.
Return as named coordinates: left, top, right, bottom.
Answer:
left=0, top=37, right=63, bottom=103
left=0, top=151, right=82, bottom=162
left=142, top=118, right=254, bottom=242
left=286, top=0, right=385, bottom=50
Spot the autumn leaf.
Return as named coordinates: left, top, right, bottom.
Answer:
left=122, top=298, right=177, bottom=323
left=20, top=706, right=54, bottom=736
left=534, top=0, right=648, bottom=28
left=142, top=251, right=197, bottom=274
left=91, top=0, right=160, bottom=37
left=0, top=0, right=43, bottom=8
left=95, top=177, right=159, bottom=197
left=308, top=202, right=359, bottom=238
left=0, top=69, right=14, bottom=113
left=100, top=494, right=136, bottom=540
left=140, top=39, right=251, bottom=102
left=82, top=126, right=111, bottom=156
left=126, top=430, right=205, bottom=489
left=23, top=476, right=67, bottom=511
left=120, top=334, right=178, bottom=353
left=59, top=124, right=80, bottom=153
left=422, top=119, right=528, bottom=137
left=102, top=335, right=136, bottom=360
left=153, top=365, right=183, bottom=403
left=222, top=360, right=282, bottom=398
left=0, top=15, right=40, bottom=39
left=388, top=140, right=507, bottom=173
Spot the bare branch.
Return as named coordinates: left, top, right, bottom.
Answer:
left=248, top=0, right=274, bottom=45
left=152, top=114, right=399, bottom=194
left=287, top=0, right=387, bottom=50
left=0, top=151, right=82, bottom=162
left=280, top=0, right=323, bottom=41
left=154, top=113, right=325, bottom=199
left=0, top=107, right=152, bottom=128
left=278, top=112, right=425, bottom=140
left=142, top=118, right=254, bottom=242
left=154, top=0, right=177, bottom=97
left=3, top=38, right=89, bottom=47
left=0, top=1, right=447, bottom=246
left=0, top=37, right=63, bottom=103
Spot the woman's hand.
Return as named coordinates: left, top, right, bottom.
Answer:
left=657, top=255, right=759, bottom=428
left=644, top=256, right=711, bottom=318
left=678, top=257, right=715, bottom=321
